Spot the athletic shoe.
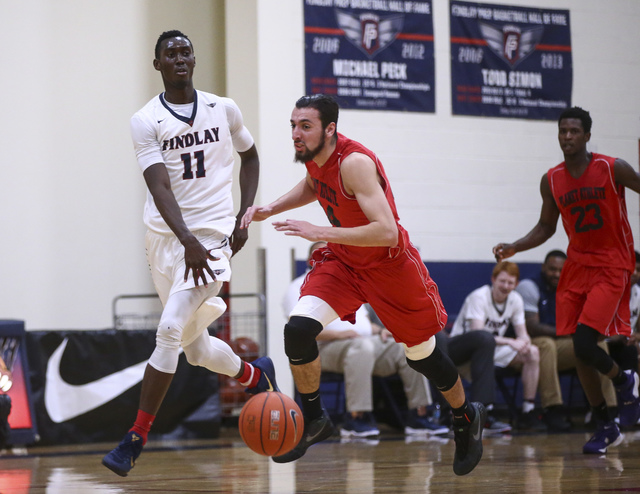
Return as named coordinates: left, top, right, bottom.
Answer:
left=0, top=394, right=11, bottom=449
left=272, top=410, right=335, bottom=463
left=615, top=370, right=640, bottom=427
left=516, top=410, right=546, bottom=431
left=543, top=406, right=572, bottom=432
left=583, top=421, right=624, bottom=454
left=452, top=402, right=486, bottom=476
left=484, top=414, right=511, bottom=434
left=340, top=413, right=380, bottom=438
left=102, top=431, right=144, bottom=477
left=404, top=409, right=449, bottom=436
left=245, top=356, right=280, bottom=395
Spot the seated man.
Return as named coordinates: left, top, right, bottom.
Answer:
left=607, top=250, right=640, bottom=377
left=448, top=261, right=542, bottom=431
left=283, top=241, right=448, bottom=438
left=517, top=250, right=617, bottom=431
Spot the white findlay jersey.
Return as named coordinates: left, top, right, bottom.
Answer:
left=131, top=90, right=254, bottom=236
left=450, top=285, right=525, bottom=338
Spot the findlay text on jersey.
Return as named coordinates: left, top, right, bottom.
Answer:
left=162, top=127, right=220, bottom=151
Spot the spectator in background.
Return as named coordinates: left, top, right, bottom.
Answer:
left=283, top=241, right=448, bottom=439
left=448, top=261, right=543, bottom=431
left=607, top=250, right=640, bottom=377
left=517, top=250, right=617, bottom=431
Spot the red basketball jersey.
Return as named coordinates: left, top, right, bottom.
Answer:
left=305, top=133, right=410, bottom=268
left=547, top=153, right=634, bottom=271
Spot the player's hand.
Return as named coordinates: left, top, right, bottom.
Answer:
left=241, top=205, right=273, bottom=229
left=510, top=338, right=530, bottom=353
left=230, top=217, right=248, bottom=257
left=273, top=219, right=321, bottom=241
left=182, top=236, right=219, bottom=287
left=493, top=243, right=516, bottom=262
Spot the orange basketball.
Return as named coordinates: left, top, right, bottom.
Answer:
left=238, top=391, right=304, bottom=457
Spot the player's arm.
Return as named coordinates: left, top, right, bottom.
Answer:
left=614, top=158, right=640, bottom=194
left=230, top=144, right=260, bottom=256
left=271, top=153, right=398, bottom=246
left=143, top=163, right=216, bottom=285
left=493, top=173, right=559, bottom=261
left=241, top=174, right=317, bottom=228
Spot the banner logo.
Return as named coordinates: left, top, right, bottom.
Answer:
left=336, top=10, right=403, bottom=58
left=479, top=21, right=544, bottom=67
left=45, top=338, right=148, bottom=423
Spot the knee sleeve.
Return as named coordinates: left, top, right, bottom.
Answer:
left=183, top=333, right=241, bottom=376
left=148, top=318, right=184, bottom=373
left=573, top=324, right=614, bottom=374
left=406, top=346, right=459, bottom=393
left=284, top=316, right=323, bottom=365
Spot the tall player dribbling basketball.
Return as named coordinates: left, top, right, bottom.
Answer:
left=103, top=30, right=278, bottom=477
left=494, top=107, right=640, bottom=454
left=242, top=95, right=485, bottom=476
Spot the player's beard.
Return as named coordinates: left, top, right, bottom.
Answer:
left=294, top=138, right=325, bottom=163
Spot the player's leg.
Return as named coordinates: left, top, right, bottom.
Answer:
left=375, top=340, right=449, bottom=436
left=573, top=323, right=628, bottom=453
left=365, top=248, right=485, bottom=474
left=404, top=338, right=486, bottom=475
left=181, top=297, right=279, bottom=395
left=272, top=297, right=337, bottom=463
left=102, top=287, right=210, bottom=476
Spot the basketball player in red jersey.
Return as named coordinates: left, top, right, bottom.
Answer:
left=494, top=107, right=640, bottom=454
left=242, top=95, right=485, bottom=475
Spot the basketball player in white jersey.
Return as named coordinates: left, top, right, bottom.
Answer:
left=103, top=30, right=278, bottom=477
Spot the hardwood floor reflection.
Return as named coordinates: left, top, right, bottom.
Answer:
left=1, top=428, right=639, bottom=493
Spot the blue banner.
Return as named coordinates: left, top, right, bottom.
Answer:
left=304, top=0, right=435, bottom=112
left=450, top=1, right=572, bottom=120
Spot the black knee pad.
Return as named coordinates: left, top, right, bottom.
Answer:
left=573, top=324, right=614, bottom=374
left=406, top=345, right=459, bottom=392
left=284, top=316, right=323, bottom=365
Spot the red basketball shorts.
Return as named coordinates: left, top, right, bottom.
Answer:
left=299, top=245, right=447, bottom=347
left=556, top=259, right=631, bottom=337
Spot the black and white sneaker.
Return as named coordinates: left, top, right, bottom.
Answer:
left=453, top=402, right=486, bottom=476
left=272, top=410, right=335, bottom=463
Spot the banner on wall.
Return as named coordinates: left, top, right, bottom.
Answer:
left=304, top=0, right=435, bottom=113
left=450, top=1, right=572, bottom=120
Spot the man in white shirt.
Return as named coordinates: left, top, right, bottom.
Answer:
left=449, top=261, right=542, bottom=430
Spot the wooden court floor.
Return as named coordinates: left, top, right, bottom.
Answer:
left=1, top=427, right=640, bottom=493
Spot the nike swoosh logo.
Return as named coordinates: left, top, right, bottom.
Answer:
left=290, top=410, right=302, bottom=441
left=306, top=427, right=325, bottom=442
left=45, top=338, right=150, bottom=423
left=264, top=374, right=274, bottom=392
left=473, top=426, right=481, bottom=441
left=157, top=118, right=165, bottom=123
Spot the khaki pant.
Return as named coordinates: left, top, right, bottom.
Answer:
left=320, top=336, right=432, bottom=413
left=533, top=336, right=617, bottom=409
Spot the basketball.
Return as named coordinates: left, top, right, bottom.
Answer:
left=238, top=391, right=304, bottom=457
